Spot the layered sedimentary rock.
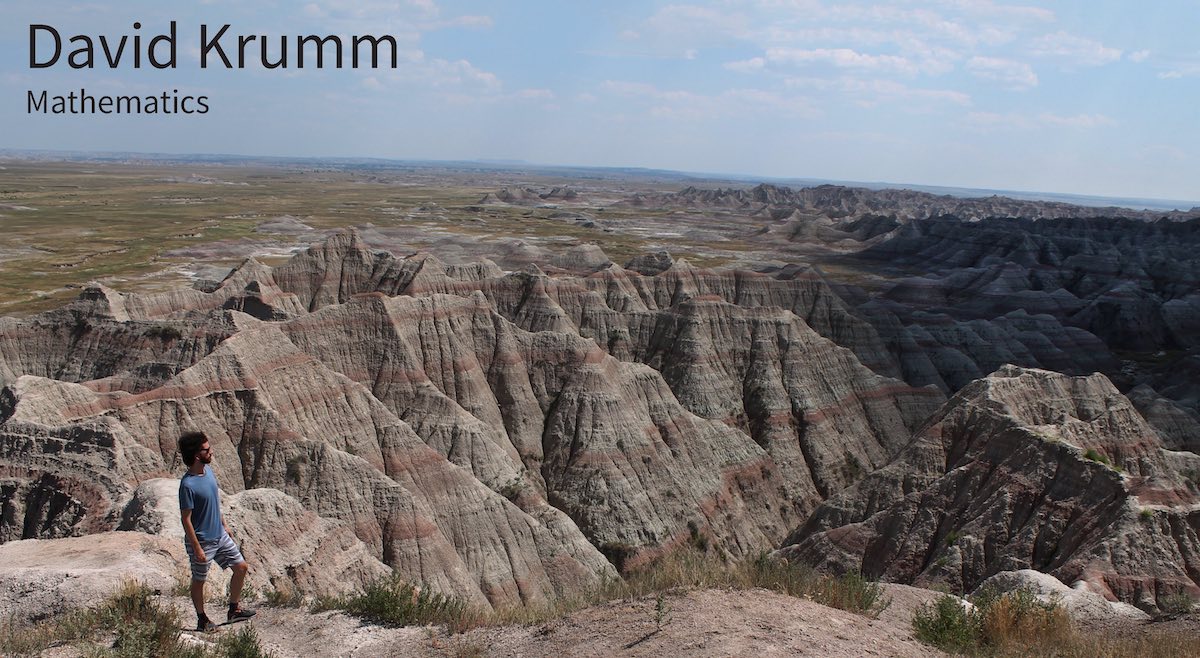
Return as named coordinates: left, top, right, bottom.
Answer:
left=280, top=291, right=795, bottom=562
left=1, top=314, right=614, bottom=607
left=625, top=183, right=1200, bottom=223
left=855, top=301, right=1119, bottom=393
left=477, top=187, right=577, bottom=206
left=1, top=230, right=949, bottom=606
left=268, top=233, right=942, bottom=515
left=779, top=366, right=1200, bottom=611
left=861, top=216, right=1200, bottom=353
left=114, top=478, right=392, bottom=595
left=259, top=232, right=903, bottom=379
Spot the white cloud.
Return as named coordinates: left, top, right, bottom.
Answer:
left=439, top=15, right=493, bottom=29
left=965, top=111, right=1034, bottom=129
left=640, top=4, right=750, bottom=41
left=966, top=56, right=1037, bottom=89
left=1155, top=60, right=1200, bottom=79
left=1128, top=50, right=1150, bottom=63
left=724, top=57, right=766, bottom=72
left=365, top=51, right=502, bottom=96
left=433, top=59, right=500, bottom=89
left=785, top=75, right=971, bottom=107
left=600, top=80, right=817, bottom=120
left=931, top=0, right=1055, bottom=23
left=1038, top=112, right=1116, bottom=128
left=515, top=88, right=555, bottom=100
left=892, top=37, right=961, bottom=75
left=1137, top=144, right=1188, bottom=162
left=1028, top=31, right=1122, bottom=66
left=966, top=111, right=1115, bottom=130
left=619, top=0, right=1082, bottom=80
left=298, top=1, right=488, bottom=36
left=764, top=47, right=919, bottom=76
left=856, top=79, right=972, bottom=106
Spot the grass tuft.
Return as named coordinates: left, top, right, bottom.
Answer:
left=212, top=625, right=275, bottom=658
left=1084, top=448, right=1111, bottom=466
left=318, top=575, right=474, bottom=632
left=913, top=586, right=1194, bottom=657
left=325, top=549, right=890, bottom=637
left=263, top=583, right=306, bottom=609
left=0, top=580, right=274, bottom=658
left=914, top=587, right=1071, bottom=655
left=1157, top=592, right=1196, bottom=616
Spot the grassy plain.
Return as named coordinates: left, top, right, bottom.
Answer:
left=0, top=159, right=713, bottom=315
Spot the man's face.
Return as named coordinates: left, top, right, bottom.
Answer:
left=197, top=442, right=213, bottom=465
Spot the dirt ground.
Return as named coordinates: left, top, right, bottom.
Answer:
left=170, top=584, right=946, bottom=658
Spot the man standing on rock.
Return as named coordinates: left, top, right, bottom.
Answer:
left=179, top=430, right=256, bottom=632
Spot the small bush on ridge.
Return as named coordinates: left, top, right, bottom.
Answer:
left=323, top=575, right=473, bottom=631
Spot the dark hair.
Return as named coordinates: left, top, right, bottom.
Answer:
left=178, top=431, right=209, bottom=466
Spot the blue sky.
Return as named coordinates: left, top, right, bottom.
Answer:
left=1, top=1, right=1198, bottom=201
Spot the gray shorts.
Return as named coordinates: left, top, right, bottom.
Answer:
left=184, top=533, right=245, bottom=582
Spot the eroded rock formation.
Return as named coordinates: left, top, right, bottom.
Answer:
left=779, top=366, right=1200, bottom=611
left=1, top=230, right=942, bottom=605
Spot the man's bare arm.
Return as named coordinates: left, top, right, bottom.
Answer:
left=180, top=509, right=206, bottom=563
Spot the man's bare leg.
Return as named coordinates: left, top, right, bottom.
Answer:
left=190, top=579, right=207, bottom=617
left=229, top=561, right=248, bottom=608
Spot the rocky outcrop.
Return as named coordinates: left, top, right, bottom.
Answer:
left=972, top=569, right=1149, bottom=624
left=478, top=187, right=578, bottom=206
left=0, top=533, right=185, bottom=623
left=1126, top=385, right=1200, bottom=454
left=624, top=251, right=674, bottom=276
left=857, top=302, right=1119, bottom=392
left=779, top=366, right=1200, bottom=611
left=625, top=184, right=1200, bottom=223
left=860, top=216, right=1200, bottom=353
left=267, top=233, right=944, bottom=516
left=1, top=314, right=615, bottom=607
left=0, top=482, right=393, bottom=624
left=114, top=478, right=392, bottom=597
left=280, top=292, right=798, bottom=563
left=1, top=231, right=948, bottom=601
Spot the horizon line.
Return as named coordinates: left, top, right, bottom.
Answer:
left=2, top=146, right=1197, bottom=212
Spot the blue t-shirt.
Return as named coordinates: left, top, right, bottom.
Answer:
left=179, top=465, right=224, bottom=543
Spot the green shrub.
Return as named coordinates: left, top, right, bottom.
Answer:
left=913, top=587, right=1071, bottom=655
left=327, top=574, right=472, bottom=631
left=1158, top=592, right=1196, bottom=616
left=619, top=550, right=890, bottom=618
left=1084, top=448, right=1110, bottom=465
left=651, top=591, right=672, bottom=631
left=213, top=625, right=275, bottom=658
left=810, top=570, right=891, bottom=617
left=913, top=593, right=979, bottom=654
left=1, top=581, right=185, bottom=657
left=599, top=541, right=638, bottom=573
left=263, top=584, right=305, bottom=608
left=0, top=580, right=277, bottom=658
